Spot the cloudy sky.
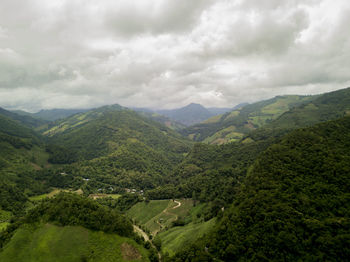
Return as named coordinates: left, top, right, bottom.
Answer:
left=0, top=0, right=350, bottom=112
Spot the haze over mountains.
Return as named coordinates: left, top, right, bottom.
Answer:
left=2, top=0, right=350, bottom=260
left=1, top=87, right=350, bottom=261
left=9, top=103, right=236, bottom=127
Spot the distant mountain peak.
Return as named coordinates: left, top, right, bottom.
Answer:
left=186, top=103, right=204, bottom=108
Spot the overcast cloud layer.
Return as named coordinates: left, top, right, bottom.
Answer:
left=1, top=0, right=350, bottom=112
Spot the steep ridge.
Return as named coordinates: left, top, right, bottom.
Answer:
left=176, top=116, right=350, bottom=261
left=181, top=95, right=314, bottom=144
left=248, top=87, right=350, bottom=142
left=0, top=107, right=47, bottom=129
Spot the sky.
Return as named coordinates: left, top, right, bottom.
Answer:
left=0, top=0, right=350, bottom=112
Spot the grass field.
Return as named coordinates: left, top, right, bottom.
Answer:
left=127, top=200, right=197, bottom=236
left=89, top=194, right=121, bottom=200
left=127, top=199, right=215, bottom=256
left=0, top=224, right=150, bottom=262
left=127, top=200, right=172, bottom=225
left=29, top=188, right=83, bottom=202
left=158, top=218, right=216, bottom=256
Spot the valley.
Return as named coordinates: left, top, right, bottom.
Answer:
left=1, top=87, right=350, bottom=261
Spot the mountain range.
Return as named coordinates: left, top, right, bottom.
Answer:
left=1, top=87, right=350, bottom=261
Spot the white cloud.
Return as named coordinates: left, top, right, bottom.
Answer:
left=0, top=0, right=350, bottom=112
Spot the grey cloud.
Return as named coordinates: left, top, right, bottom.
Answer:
left=105, top=0, right=213, bottom=36
left=0, top=0, right=350, bottom=111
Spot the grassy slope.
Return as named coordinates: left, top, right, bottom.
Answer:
left=159, top=218, right=216, bottom=256
left=127, top=200, right=215, bottom=256
left=0, top=224, right=150, bottom=262
left=181, top=95, right=313, bottom=144
left=127, top=200, right=171, bottom=225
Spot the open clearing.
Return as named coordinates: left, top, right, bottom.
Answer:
left=127, top=199, right=216, bottom=256
left=29, top=188, right=83, bottom=202
left=0, top=224, right=149, bottom=262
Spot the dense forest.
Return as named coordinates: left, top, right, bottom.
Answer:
left=174, top=116, right=350, bottom=261
left=1, top=87, right=350, bottom=261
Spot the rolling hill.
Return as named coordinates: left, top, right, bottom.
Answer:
left=0, top=107, right=47, bottom=129
left=43, top=104, right=191, bottom=161
left=0, top=224, right=150, bottom=262
left=0, top=193, right=154, bottom=262
left=248, top=87, right=350, bottom=142
left=38, top=105, right=192, bottom=192
left=181, top=95, right=314, bottom=144
left=0, top=112, right=49, bottom=180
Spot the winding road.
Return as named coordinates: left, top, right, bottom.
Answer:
left=132, top=200, right=182, bottom=261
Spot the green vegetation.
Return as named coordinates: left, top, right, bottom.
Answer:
left=0, top=107, right=47, bottom=129
left=39, top=106, right=191, bottom=192
left=128, top=200, right=171, bottom=225
left=2, top=88, right=350, bottom=261
left=0, top=210, right=12, bottom=232
left=44, top=107, right=190, bottom=162
left=175, top=116, right=350, bottom=261
left=248, top=87, right=350, bottom=142
left=181, top=95, right=313, bottom=144
left=28, top=189, right=64, bottom=202
left=127, top=199, right=216, bottom=257
left=0, top=224, right=150, bottom=262
left=159, top=218, right=216, bottom=257
left=25, top=193, right=133, bottom=237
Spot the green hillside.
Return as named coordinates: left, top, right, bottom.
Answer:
left=0, top=107, right=47, bottom=129
left=0, top=193, right=157, bottom=262
left=44, top=105, right=190, bottom=162
left=38, top=106, right=191, bottom=192
left=0, top=113, right=51, bottom=219
left=0, top=110, right=47, bottom=173
left=176, top=116, right=350, bottom=261
left=127, top=199, right=216, bottom=257
left=0, top=224, right=150, bottom=262
left=158, top=218, right=216, bottom=257
left=181, top=95, right=313, bottom=144
left=246, top=87, right=350, bottom=146
left=2, top=88, right=350, bottom=261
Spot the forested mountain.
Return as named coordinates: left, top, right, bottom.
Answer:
left=175, top=116, right=350, bottom=261
left=0, top=113, right=51, bottom=219
left=0, top=112, right=48, bottom=176
left=44, top=105, right=191, bottom=161
left=181, top=95, right=314, bottom=144
left=1, top=88, right=350, bottom=262
left=0, top=107, right=47, bottom=129
left=37, top=105, right=192, bottom=192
